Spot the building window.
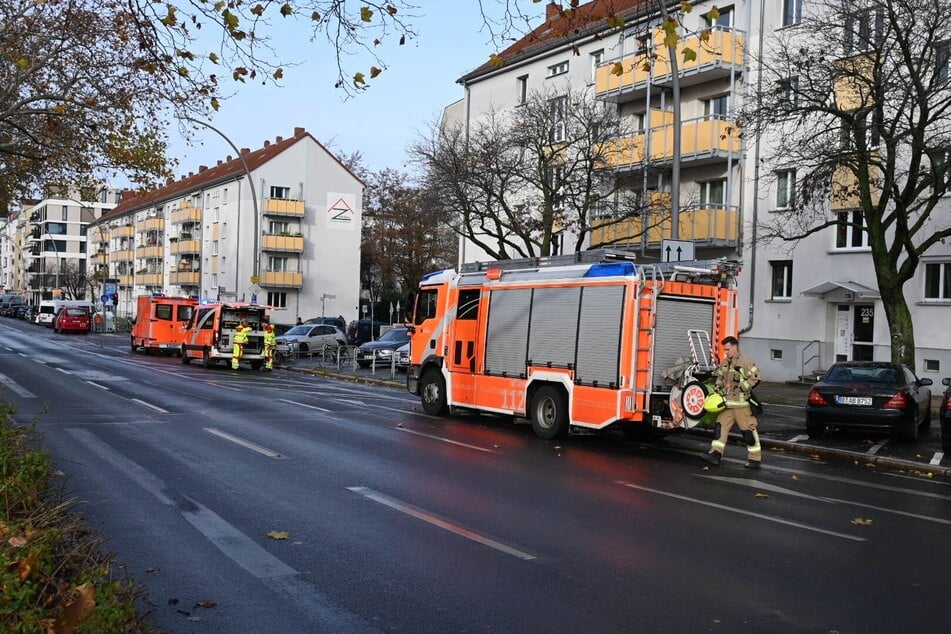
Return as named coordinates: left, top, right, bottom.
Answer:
left=633, top=112, right=645, bottom=131
left=924, top=262, right=951, bottom=300
left=782, top=0, right=802, bottom=27
left=223, top=188, right=228, bottom=203
left=547, top=61, right=569, bottom=77
left=269, top=186, right=290, bottom=199
left=835, top=210, right=869, bottom=248
left=775, top=170, right=796, bottom=209
left=938, top=41, right=950, bottom=84
left=778, top=76, right=799, bottom=110
left=700, top=179, right=726, bottom=207
left=269, top=221, right=289, bottom=234
left=771, top=349, right=784, bottom=361
left=924, top=359, right=940, bottom=373
left=590, top=50, right=604, bottom=80
left=267, top=291, right=287, bottom=308
left=551, top=231, right=564, bottom=256
left=549, top=95, right=567, bottom=143
left=844, top=7, right=884, bottom=55
left=770, top=260, right=793, bottom=299
left=703, top=95, right=728, bottom=117
left=269, top=256, right=288, bottom=272
left=931, top=151, right=950, bottom=197
left=516, top=75, right=528, bottom=105
left=704, top=5, right=734, bottom=28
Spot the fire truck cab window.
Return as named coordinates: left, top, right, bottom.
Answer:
left=415, top=289, right=438, bottom=325
left=457, top=289, right=480, bottom=320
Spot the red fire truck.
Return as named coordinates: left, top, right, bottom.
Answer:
left=406, top=249, right=740, bottom=439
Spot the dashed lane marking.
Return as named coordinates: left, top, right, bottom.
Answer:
left=396, top=427, right=495, bottom=453
left=130, top=398, right=168, bottom=414
left=0, top=372, right=36, bottom=398
left=204, top=428, right=284, bottom=459
left=85, top=381, right=110, bottom=391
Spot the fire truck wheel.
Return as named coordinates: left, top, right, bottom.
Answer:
left=530, top=386, right=568, bottom=440
left=250, top=360, right=263, bottom=370
left=419, top=369, right=448, bottom=415
left=180, top=347, right=191, bottom=364
left=202, top=349, right=213, bottom=368
left=130, top=338, right=137, bottom=353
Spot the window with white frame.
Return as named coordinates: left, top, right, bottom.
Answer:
left=703, top=95, right=728, bottom=117
left=835, top=210, right=869, bottom=248
left=844, top=7, right=884, bottom=55
left=269, top=186, right=291, bottom=199
left=938, top=41, right=950, bottom=84
left=770, top=260, right=793, bottom=299
left=516, top=75, right=528, bottom=105
left=633, top=112, right=646, bottom=131
left=267, top=291, right=287, bottom=308
left=775, top=169, right=796, bottom=209
left=782, top=0, right=802, bottom=27
left=924, top=262, right=951, bottom=300
left=704, top=5, right=734, bottom=28
left=700, top=179, right=726, bottom=207
left=778, top=76, right=799, bottom=110
left=590, top=50, right=603, bottom=81
left=269, top=256, right=288, bottom=272
left=269, top=220, right=289, bottom=234
left=549, top=95, right=567, bottom=143
left=547, top=61, right=569, bottom=78
left=932, top=151, right=950, bottom=196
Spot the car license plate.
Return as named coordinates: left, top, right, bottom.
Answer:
left=836, top=396, right=873, bottom=406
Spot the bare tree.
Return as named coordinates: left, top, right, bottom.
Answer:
left=742, top=0, right=951, bottom=366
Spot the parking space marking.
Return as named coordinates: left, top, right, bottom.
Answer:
left=788, top=434, right=809, bottom=443
left=396, top=427, right=495, bottom=453
left=616, top=481, right=866, bottom=542
left=932, top=452, right=945, bottom=466
left=204, top=428, right=284, bottom=459
left=348, top=486, right=536, bottom=560
left=866, top=440, right=889, bottom=455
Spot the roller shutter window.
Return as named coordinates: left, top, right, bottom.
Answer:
left=484, top=289, right=532, bottom=377
left=575, top=285, right=626, bottom=387
left=652, top=298, right=715, bottom=387
left=528, top=287, right=581, bottom=368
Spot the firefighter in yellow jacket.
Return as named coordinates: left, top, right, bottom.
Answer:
left=231, top=319, right=251, bottom=370
left=702, top=336, right=762, bottom=469
left=262, top=316, right=276, bottom=371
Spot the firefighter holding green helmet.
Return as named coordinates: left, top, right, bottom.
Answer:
left=701, top=336, right=762, bottom=469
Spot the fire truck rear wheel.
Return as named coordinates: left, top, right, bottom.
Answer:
left=531, top=386, right=568, bottom=440
left=202, top=349, right=213, bottom=368
left=420, top=369, right=448, bottom=415
left=130, top=338, right=137, bottom=353
left=180, top=346, right=191, bottom=364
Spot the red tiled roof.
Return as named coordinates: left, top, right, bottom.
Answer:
left=95, top=127, right=363, bottom=224
left=459, top=0, right=649, bottom=83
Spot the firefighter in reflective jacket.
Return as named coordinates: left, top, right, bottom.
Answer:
left=262, top=316, right=276, bottom=371
left=232, top=319, right=251, bottom=370
left=702, top=335, right=762, bottom=468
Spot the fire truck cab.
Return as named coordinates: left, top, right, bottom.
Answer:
left=130, top=295, right=198, bottom=355
left=180, top=302, right=268, bottom=369
left=406, top=249, right=740, bottom=439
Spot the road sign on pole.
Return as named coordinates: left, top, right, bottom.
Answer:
left=661, top=239, right=695, bottom=263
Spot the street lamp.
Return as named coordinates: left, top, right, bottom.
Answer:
left=320, top=293, right=336, bottom=317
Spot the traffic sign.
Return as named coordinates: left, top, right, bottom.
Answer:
left=250, top=275, right=260, bottom=284
left=661, top=239, right=695, bottom=263
left=249, top=283, right=262, bottom=296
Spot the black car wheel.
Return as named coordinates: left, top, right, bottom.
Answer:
left=357, top=361, right=370, bottom=368
left=921, top=405, right=932, bottom=429
left=903, top=409, right=920, bottom=442
left=805, top=416, right=824, bottom=439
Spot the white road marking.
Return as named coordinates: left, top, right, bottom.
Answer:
left=208, top=382, right=242, bottom=392
left=348, top=486, right=536, bottom=560
left=866, top=440, right=889, bottom=455
left=278, top=398, right=331, bottom=412
left=204, top=428, right=284, bottom=459
left=0, top=372, right=36, bottom=398
left=396, top=427, right=495, bottom=453
left=333, top=398, right=366, bottom=406
left=130, top=398, right=168, bottom=413
left=616, top=481, right=866, bottom=542
left=84, top=381, right=110, bottom=391
left=883, top=472, right=951, bottom=486
left=930, top=452, right=944, bottom=466
left=55, top=367, right=72, bottom=374
left=788, top=434, right=809, bottom=443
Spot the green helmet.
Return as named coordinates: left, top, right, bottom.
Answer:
left=704, top=393, right=726, bottom=413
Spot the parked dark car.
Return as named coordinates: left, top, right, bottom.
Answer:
left=304, top=316, right=347, bottom=332
left=347, top=319, right=384, bottom=346
left=395, top=342, right=411, bottom=371
left=805, top=361, right=932, bottom=441
left=941, top=378, right=951, bottom=452
left=355, top=327, right=410, bottom=368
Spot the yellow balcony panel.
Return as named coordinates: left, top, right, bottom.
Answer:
left=831, top=162, right=881, bottom=210
left=135, top=245, right=164, bottom=258
left=212, top=255, right=219, bottom=275
left=136, top=217, right=165, bottom=231
left=91, top=254, right=107, bottom=265
left=261, top=271, right=303, bottom=288
left=112, top=225, right=134, bottom=239
left=118, top=275, right=133, bottom=286
left=212, top=223, right=220, bottom=240
left=263, top=198, right=305, bottom=217
left=262, top=234, right=305, bottom=252
left=171, top=207, right=202, bottom=224
left=113, top=249, right=134, bottom=262
left=170, top=239, right=201, bottom=255
left=834, top=54, right=874, bottom=111
left=137, top=273, right=164, bottom=286
left=170, top=271, right=200, bottom=286
left=590, top=205, right=739, bottom=248
left=648, top=117, right=742, bottom=162
left=598, top=134, right=647, bottom=169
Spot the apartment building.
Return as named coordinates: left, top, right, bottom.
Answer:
left=445, top=0, right=951, bottom=381
left=0, top=207, right=31, bottom=296
left=88, top=127, right=364, bottom=323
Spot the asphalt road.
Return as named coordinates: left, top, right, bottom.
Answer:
left=1, top=320, right=949, bottom=632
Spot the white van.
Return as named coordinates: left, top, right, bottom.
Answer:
left=37, top=299, right=96, bottom=327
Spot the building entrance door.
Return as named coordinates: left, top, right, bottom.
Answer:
left=835, top=304, right=874, bottom=362
left=834, top=305, right=851, bottom=362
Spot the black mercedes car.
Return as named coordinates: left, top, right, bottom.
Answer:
left=940, top=378, right=951, bottom=452
left=805, top=361, right=933, bottom=441
left=355, top=327, right=410, bottom=368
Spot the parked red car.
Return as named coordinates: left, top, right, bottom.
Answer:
left=53, top=307, right=91, bottom=334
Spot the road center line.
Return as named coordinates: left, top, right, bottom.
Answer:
left=347, top=486, right=536, bottom=560
left=278, top=398, right=331, bottom=412
left=396, top=427, right=495, bottom=453
left=616, top=481, right=866, bottom=542
left=55, top=367, right=72, bottom=374
left=85, top=381, right=110, bottom=391
left=204, top=427, right=284, bottom=458
left=130, top=398, right=169, bottom=413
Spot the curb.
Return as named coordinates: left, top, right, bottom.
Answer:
left=287, top=366, right=950, bottom=478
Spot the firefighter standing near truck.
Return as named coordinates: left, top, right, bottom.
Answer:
left=702, top=336, right=762, bottom=469
left=231, top=319, right=251, bottom=370
left=262, top=316, right=276, bottom=371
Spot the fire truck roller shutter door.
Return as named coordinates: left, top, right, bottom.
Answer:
left=652, top=298, right=715, bottom=387
left=527, top=287, right=581, bottom=369
left=574, top=285, right=626, bottom=388
left=485, top=289, right=532, bottom=377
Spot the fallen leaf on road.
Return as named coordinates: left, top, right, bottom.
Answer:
left=916, top=454, right=924, bottom=459
left=851, top=518, right=874, bottom=526
left=267, top=531, right=290, bottom=540
left=397, top=422, right=404, bottom=428
left=702, top=466, right=710, bottom=471
left=194, top=600, right=217, bottom=609
left=810, top=454, right=821, bottom=461
left=754, top=492, right=769, bottom=499
left=791, top=475, right=798, bottom=480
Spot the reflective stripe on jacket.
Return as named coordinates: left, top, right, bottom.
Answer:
left=234, top=325, right=250, bottom=345
left=714, top=352, right=760, bottom=408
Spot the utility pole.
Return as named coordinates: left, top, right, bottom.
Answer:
left=655, top=0, right=682, bottom=241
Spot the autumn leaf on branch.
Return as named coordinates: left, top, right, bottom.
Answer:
left=683, top=47, right=697, bottom=63
left=369, top=66, right=381, bottom=79
left=489, top=53, right=504, bottom=67
left=353, top=72, right=366, bottom=85
left=360, top=7, right=374, bottom=22
left=610, top=61, right=624, bottom=76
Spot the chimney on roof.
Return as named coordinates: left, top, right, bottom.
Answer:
left=546, top=2, right=561, bottom=19
left=294, top=127, right=304, bottom=136
left=264, top=140, right=270, bottom=147
left=188, top=172, right=194, bottom=178
left=120, top=189, right=135, bottom=202
left=226, top=155, right=232, bottom=161
left=217, top=160, right=222, bottom=166
left=240, top=148, right=250, bottom=155
left=166, top=177, right=174, bottom=185
left=275, top=136, right=283, bottom=143
left=198, top=165, right=207, bottom=173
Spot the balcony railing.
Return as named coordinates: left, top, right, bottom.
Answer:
left=170, top=239, right=201, bottom=254
left=118, top=275, right=134, bottom=286
left=595, top=27, right=745, bottom=102
left=113, top=249, right=134, bottom=262
left=136, top=217, right=165, bottom=231
left=590, top=205, right=740, bottom=247
left=261, top=270, right=304, bottom=288
left=135, top=245, right=164, bottom=258
left=112, top=225, right=134, bottom=238
left=137, top=272, right=164, bottom=286
left=92, top=254, right=107, bottom=266
left=830, top=162, right=881, bottom=210
left=169, top=271, right=200, bottom=286
left=263, top=198, right=305, bottom=217
left=599, top=115, right=741, bottom=170
left=261, top=234, right=304, bottom=252
left=171, top=207, right=202, bottom=224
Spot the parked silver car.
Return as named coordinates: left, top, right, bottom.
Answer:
left=276, top=324, right=347, bottom=354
